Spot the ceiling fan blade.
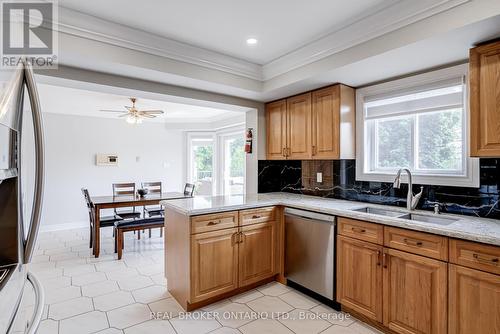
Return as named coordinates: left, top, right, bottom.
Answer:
left=140, top=110, right=164, bottom=114
left=118, top=113, right=130, bottom=117
left=100, top=109, right=126, bottom=113
left=141, top=114, right=156, bottom=118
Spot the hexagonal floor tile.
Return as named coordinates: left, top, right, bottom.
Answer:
left=48, top=296, right=93, bottom=320
left=132, top=285, right=170, bottom=303
left=107, top=303, right=151, bottom=329
left=93, top=290, right=135, bottom=312
left=123, top=319, right=176, bottom=334
left=59, top=310, right=109, bottom=334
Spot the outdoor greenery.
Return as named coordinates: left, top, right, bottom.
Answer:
left=376, top=110, right=462, bottom=170
left=194, top=145, right=213, bottom=178
left=418, top=110, right=462, bottom=170
left=229, top=137, right=245, bottom=177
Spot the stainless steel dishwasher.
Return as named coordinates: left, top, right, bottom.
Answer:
left=284, top=208, right=337, bottom=304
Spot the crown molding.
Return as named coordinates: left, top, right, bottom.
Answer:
left=48, top=0, right=475, bottom=93
left=262, top=0, right=471, bottom=80
left=55, top=7, right=263, bottom=81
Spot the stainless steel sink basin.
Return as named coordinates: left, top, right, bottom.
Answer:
left=352, top=207, right=405, bottom=217
left=352, top=207, right=457, bottom=225
left=398, top=213, right=457, bottom=225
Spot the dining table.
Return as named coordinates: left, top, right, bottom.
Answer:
left=90, top=191, right=191, bottom=257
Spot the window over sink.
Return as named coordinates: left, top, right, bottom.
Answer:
left=356, top=64, right=479, bottom=187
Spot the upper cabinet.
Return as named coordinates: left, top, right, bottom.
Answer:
left=266, top=84, right=355, bottom=160
left=470, top=40, right=500, bottom=157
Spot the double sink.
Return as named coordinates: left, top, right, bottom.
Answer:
left=352, top=207, right=457, bottom=225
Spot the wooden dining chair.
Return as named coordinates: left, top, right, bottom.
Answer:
left=112, top=183, right=141, bottom=219
left=184, top=183, right=195, bottom=196
left=142, top=181, right=163, bottom=238
left=82, top=188, right=122, bottom=248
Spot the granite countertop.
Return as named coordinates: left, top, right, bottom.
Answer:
left=161, top=192, right=500, bottom=246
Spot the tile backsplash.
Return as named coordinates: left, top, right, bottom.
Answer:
left=258, top=159, right=500, bottom=219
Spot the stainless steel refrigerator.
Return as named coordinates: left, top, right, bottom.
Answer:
left=0, top=62, right=45, bottom=334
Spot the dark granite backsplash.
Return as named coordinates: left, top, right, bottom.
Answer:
left=258, top=159, right=500, bottom=219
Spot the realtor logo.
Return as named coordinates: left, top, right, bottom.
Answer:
left=1, top=0, right=58, bottom=68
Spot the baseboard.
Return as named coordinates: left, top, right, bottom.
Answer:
left=39, top=221, right=88, bottom=232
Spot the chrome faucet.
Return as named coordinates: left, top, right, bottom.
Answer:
left=393, top=168, right=423, bottom=211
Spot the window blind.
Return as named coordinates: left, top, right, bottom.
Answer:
left=364, top=76, right=464, bottom=120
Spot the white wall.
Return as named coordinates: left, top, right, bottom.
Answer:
left=40, top=113, right=184, bottom=229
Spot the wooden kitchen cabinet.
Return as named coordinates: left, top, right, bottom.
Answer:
left=190, top=227, right=239, bottom=303
left=287, top=93, right=312, bottom=159
left=337, top=235, right=383, bottom=322
left=265, top=84, right=355, bottom=160
left=448, top=264, right=500, bottom=334
left=239, top=221, right=277, bottom=287
left=266, top=99, right=288, bottom=159
left=470, top=40, right=500, bottom=157
left=383, top=248, right=447, bottom=334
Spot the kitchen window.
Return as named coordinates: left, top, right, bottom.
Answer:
left=356, top=64, right=479, bottom=187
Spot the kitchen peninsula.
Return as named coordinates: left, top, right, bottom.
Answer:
left=162, top=193, right=500, bottom=333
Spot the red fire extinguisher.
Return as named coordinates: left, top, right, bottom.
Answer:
left=245, top=128, right=253, bottom=154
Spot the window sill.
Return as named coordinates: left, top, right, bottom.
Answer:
left=355, top=159, right=480, bottom=188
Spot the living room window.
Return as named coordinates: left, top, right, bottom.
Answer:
left=356, top=64, right=479, bottom=187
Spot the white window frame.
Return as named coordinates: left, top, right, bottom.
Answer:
left=356, top=64, right=480, bottom=187
left=186, top=132, right=217, bottom=196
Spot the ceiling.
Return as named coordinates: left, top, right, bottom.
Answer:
left=36, top=84, right=244, bottom=123
left=58, top=0, right=390, bottom=65
left=43, top=0, right=500, bottom=102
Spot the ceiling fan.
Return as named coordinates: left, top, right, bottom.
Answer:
left=100, top=97, right=164, bottom=124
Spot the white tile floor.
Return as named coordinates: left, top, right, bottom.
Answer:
left=29, top=227, right=382, bottom=334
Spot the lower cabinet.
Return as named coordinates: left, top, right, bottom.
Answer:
left=337, top=234, right=448, bottom=334
left=190, top=215, right=277, bottom=303
left=448, top=264, right=500, bottom=334
left=239, top=221, right=277, bottom=287
left=337, top=235, right=383, bottom=322
left=384, top=248, right=447, bottom=334
left=190, top=228, right=239, bottom=303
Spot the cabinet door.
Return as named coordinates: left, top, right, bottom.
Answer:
left=312, top=86, right=340, bottom=159
left=287, top=93, right=312, bottom=159
left=470, top=41, right=500, bottom=157
left=337, top=235, right=383, bottom=322
left=383, top=248, right=447, bottom=334
left=449, top=264, right=500, bottom=334
left=266, top=100, right=287, bottom=160
left=239, top=221, right=277, bottom=287
left=190, top=228, right=238, bottom=303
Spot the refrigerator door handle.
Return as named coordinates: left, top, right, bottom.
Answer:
left=23, top=62, right=45, bottom=264
left=26, top=272, right=45, bottom=334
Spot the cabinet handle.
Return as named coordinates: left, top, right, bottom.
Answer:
left=403, top=238, right=423, bottom=247
left=238, top=232, right=245, bottom=244
left=231, top=233, right=238, bottom=245
left=312, top=145, right=316, bottom=156
left=351, top=227, right=366, bottom=234
left=251, top=215, right=261, bottom=219
left=376, top=250, right=381, bottom=266
left=282, top=147, right=286, bottom=157
left=473, top=253, right=499, bottom=265
left=382, top=253, right=388, bottom=268
left=207, top=220, right=220, bottom=226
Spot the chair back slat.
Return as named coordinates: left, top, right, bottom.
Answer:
left=113, top=183, right=136, bottom=197
left=142, top=182, right=162, bottom=194
left=184, top=183, right=195, bottom=196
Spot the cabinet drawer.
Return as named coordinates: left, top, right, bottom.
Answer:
left=450, top=239, right=500, bottom=275
left=239, top=207, right=276, bottom=226
left=384, top=227, right=448, bottom=261
left=190, top=211, right=238, bottom=234
left=338, top=218, right=383, bottom=245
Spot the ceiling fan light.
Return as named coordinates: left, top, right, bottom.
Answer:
left=126, top=115, right=136, bottom=124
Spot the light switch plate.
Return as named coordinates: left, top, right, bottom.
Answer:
left=317, top=172, right=323, bottom=183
